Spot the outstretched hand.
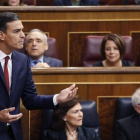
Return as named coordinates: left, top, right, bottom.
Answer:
left=0, top=107, right=23, bottom=123
left=56, top=84, right=78, bottom=104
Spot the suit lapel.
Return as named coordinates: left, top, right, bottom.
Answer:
left=0, top=61, right=9, bottom=93
left=43, top=56, right=51, bottom=65
left=132, top=115, right=140, bottom=140
left=10, top=52, right=20, bottom=97
left=78, top=127, right=86, bottom=140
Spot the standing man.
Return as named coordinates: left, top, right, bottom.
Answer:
left=0, top=12, right=78, bottom=140
left=26, top=29, right=63, bottom=68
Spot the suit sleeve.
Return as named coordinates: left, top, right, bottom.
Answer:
left=115, top=121, right=127, bottom=140
left=59, top=61, right=63, bottom=67
left=21, top=56, right=55, bottom=110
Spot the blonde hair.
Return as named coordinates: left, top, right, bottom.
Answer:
left=132, top=88, right=140, bottom=107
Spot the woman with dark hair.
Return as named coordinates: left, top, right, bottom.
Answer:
left=45, top=96, right=100, bottom=140
left=1, top=0, right=26, bottom=6
left=93, top=34, right=133, bottom=67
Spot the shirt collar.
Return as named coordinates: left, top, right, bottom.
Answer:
left=0, top=50, right=12, bottom=60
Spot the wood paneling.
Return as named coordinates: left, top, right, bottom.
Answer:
left=98, top=97, right=117, bottom=140
left=20, top=67, right=140, bottom=140
left=1, top=6, right=140, bottom=66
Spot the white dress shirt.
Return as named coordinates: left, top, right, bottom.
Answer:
left=0, top=50, right=12, bottom=93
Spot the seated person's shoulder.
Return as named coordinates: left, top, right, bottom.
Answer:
left=79, top=126, right=100, bottom=140
left=117, top=114, right=138, bottom=125
left=122, top=60, right=134, bottom=66
left=93, top=61, right=103, bottom=67
left=44, top=56, right=63, bottom=67
left=44, top=129, right=64, bottom=140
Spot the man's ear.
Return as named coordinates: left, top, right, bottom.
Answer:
left=134, top=105, right=140, bottom=114
left=45, top=43, right=48, bottom=51
left=0, top=31, right=5, bottom=41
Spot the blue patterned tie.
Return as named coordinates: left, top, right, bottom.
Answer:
left=33, top=60, right=40, bottom=65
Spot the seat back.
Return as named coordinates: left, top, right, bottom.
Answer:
left=99, top=0, right=108, bottom=5
left=36, top=0, right=54, bottom=6
left=42, top=101, right=100, bottom=140
left=16, top=37, right=59, bottom=59
left=114, top=97, right=136, bottom=122
left=82, top=36, right=134, bottom=66
left=24, top=0, right=34, bottom=5
left=123, top=0, right=135, bottom=5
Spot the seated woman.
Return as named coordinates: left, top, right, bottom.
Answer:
left=54, top=0, right=99, bottom=6
left=44, top=96, right=100, bottom=140
left=93, top=34, right=133, bottom=67
left=1, top=0, right=26, bottom=6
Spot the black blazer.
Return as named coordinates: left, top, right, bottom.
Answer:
left=115, top=114, right=140, bottom=140
left=44, top=126, right=100, bottom=140
left=93, top=60, right=133, bottom=67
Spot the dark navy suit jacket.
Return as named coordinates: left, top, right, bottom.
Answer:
left=44, top=126, right=100, bottom=140
left=0, top=51, right=56, bottom=140
left=54, top=0, right=99, bottom=6
left=115, top=114, right=140, bottom=140
left=43, top=56, right=63, bottom=67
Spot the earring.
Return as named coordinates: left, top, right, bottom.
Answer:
left=64, top=118, right=67, bottom=121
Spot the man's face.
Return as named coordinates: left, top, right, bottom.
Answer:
left=2, top=20, right=25, bottom=53
left=26, top=31, right=48, bottom=60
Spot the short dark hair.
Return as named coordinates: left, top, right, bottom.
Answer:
left=0, top=12, right=20, bottom=33
left=52, top=96, right=80, bottom=130
left=100, top=34, right=126, bottom=60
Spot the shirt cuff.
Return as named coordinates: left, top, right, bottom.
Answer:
left=53, top=94, right=59, bottom=105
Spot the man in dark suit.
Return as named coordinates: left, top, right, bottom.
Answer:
left=26, top=29, right=63, bottom=68
left=54, top=0, right=99, bottom=6
left=115, top=88, right=140, bottom=140
left=0, top=12, right=78, bottom=140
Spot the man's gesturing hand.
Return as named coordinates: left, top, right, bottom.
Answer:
left=0, top=107, right=23, bottom=123
left=56, top=84, right=78, bottom=104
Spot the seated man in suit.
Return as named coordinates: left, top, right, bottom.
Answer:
left=115, top=88, right=140, bottom=140
left=26, top=29, right=63, bottom=67
left=54, top=0, right=99, bottom=6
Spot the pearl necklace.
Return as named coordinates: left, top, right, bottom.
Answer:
left=66, top=130, right=78, bottom=139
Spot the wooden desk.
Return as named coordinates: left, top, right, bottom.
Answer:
left=20, top=67, right=140, bottom=140
left=0, top=6, right=140, bottom=66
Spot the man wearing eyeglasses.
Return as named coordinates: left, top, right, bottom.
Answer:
left=115, top=88, right=140, bottom=140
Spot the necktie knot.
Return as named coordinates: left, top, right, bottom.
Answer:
left=5, top=56, right=9, bottom=65
left=33, top=60, right=40, bottom=65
